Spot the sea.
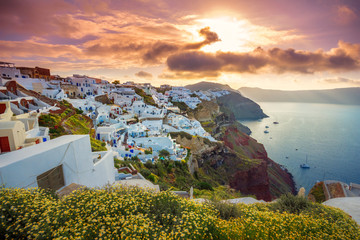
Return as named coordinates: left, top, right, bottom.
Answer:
left=240, top=102, right=360, bottom=194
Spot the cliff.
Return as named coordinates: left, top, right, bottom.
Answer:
left=185, top=81, right=233, bottom=91
left=185, top=81, right=268, bottom=120
left=217, top=91, right=268, bottom=120
left=175, top=97, right=296, bottom=200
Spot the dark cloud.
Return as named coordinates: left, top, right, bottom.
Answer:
left=142, top=42, right=179, bottom=63
left=166, top=41, right=360, bottom=77
left=184, top=27, right=220, bottom=50
left=135, top=70, right=153, bottom=78
left=142, top=27, right=219, bottom=63
left=158, top=71, right=220, bottom=80
left=167, top=51, right=222, bottom=71
left=322, top=77, right=360, bottom=85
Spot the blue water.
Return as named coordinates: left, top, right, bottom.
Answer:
left=241, top=102, right=360, bottom=193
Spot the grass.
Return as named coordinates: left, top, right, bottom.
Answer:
left=1, top=187, right=359, bottom=239
left=39, top=109, right=104, bottom=152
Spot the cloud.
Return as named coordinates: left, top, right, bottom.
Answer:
left=142, top=42, right=179, bottom=63
left=336, top=5, right=358, bottom=25
left=184, top=27, right=220, bottom=50
left=142, top=27, right=220, bottom=63
left=165, top=41, right=360, bottom=77
left=135, top=70, right=153, bottom=78
left=322, top=77, right=360, bottom=85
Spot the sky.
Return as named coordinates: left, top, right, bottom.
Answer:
left=1, top=0, right=360, bottom=90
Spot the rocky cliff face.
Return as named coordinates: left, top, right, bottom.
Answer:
left=220, top=127, right=296, bottom=200
left=177, top=95, right=295, bottom=201
left=217, top=91, right=268, bottom=120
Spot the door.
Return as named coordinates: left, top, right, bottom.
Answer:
left=37, top=165, right=65, bottom=191
left=0, top=136, right=11, bottom=152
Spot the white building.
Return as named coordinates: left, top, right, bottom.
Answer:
left=0, top=135, right=115, bottom=190
left=96, top=126, right=117, bottom=142
left=0, top=62, right=22, bottom=79
left=127, top=123, right=148, bottom=138
left=69, top=74, right=97, bottom=97
left=14, top=78, right=66, bottom=100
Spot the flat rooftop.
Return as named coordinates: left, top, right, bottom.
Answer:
left=0, top=135, right=88, bottom=167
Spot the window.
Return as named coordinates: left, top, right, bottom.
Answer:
left=37, top=165, right=65, bottom=191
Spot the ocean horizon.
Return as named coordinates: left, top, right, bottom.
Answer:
left=241, top=102, right=360, bottom=194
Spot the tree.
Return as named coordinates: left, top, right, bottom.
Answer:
left=112, top=80, right=120, bottom=85
left=159, top=149, right=170, bottom=158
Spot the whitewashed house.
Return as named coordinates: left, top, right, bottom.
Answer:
left=127, top=123, right=148, bottom=138
left=0, top=62, right=22, bottom=79
left=0, top=135, right=115, bottom=190
left=69, top=74, right=97, bottom=97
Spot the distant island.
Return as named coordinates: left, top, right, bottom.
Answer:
left=239, top=87, right=360, bottom=105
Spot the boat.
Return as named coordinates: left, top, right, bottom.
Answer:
left=273, top=121, right=279, bottom=124
left=300, top=163, right=310, bottom=168
left=300, top=155, right=310, bottom=169
left=265, top=126, right=269, bottom=128
left=264, top=130, right=269, bottom=134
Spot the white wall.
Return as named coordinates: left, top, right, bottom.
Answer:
left=0, top=135, right=115, bottom=189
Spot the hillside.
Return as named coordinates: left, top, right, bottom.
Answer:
left=185, top=81, right=233, bottom=91
left=1, top=187, right=359, bottom=239
left=239, top=87, right=360, bottom=105
left=178, top=99, right=295, bottom=200
left=185, top=82, right=268, bottom=120
left=217, top=91, right=268, bottom=120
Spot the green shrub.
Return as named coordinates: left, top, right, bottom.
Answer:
left=90, top=137, right=107, bottom=152
left=75, top=108, right=83, bottom=114
left=208, top=201, right=243, bottom=220
left=144, top=160, right=153, bottom=169
left=140, top=169, right=152, bottom=178
left=147, top=173, right=159, bottom=183
left=269, top=193, right=313, bottom=214
left=159, top=149, right=170, bottom=158
left=196, top=182, right=214, bottom=191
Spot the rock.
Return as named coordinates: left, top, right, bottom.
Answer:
left=298, top=187, right=306, bottom=197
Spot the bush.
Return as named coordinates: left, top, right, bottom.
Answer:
left=269, top=193, right=313, bottom=214
left=1, top=187, right=359, bottom=239
left=0, top=187, right=216, bottom=239
left=147, top=173, right=159, bottom=183
left=159, top=149, right=170, bottom=158
left=140, top=169, right=152, bottom=178
left=208, top=201, right=243, bottom=220
left=144, top=149, right=152, bottom=155
left=75, top=108, right=83, bottom=114
left=196, top=182, right=214, bottom=191
left=144, top=160, right=153, bottom=169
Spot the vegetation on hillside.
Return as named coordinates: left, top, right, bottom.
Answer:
left=1, top=187, right=359, bottom=239
left=170, top=101, right=189, bottom=112
left=38, top=105, right=106, bottom=152
left=134, top=87, right=157, bottom=106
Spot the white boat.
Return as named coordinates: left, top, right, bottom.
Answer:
left=300, top=155, right=310, bottom=169
left=264, top=130, right=269, bottom=133
left=300, top=163, right=310, bottom=168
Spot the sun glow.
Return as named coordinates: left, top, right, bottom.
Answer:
left=186, top=16, right=303, bottom=53
left=196, top=17, right=254, bottom=52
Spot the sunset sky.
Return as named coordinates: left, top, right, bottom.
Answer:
left=1, top=0, right=360, bottom=90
